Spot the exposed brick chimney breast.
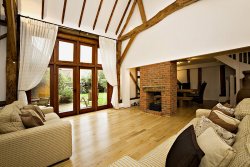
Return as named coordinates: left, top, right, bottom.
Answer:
left=140, top=61, right=177, bottom=116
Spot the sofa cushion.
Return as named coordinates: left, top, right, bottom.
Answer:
left=45, top=113, right=60, bottom=121
left=208, top=111, right=238, bottom=133
left=23, top=105, right=46, bottom=122
left=166, top=125, right=204, bottom=167
left=195, top=116, right=236, bottom=146
left=0, top=104, right=25, bottom=134
left=20, top=112, right=44, bottom=128
left=234, top=98, right=250, bottom=120
left=197, top=127, right=236, bottom=167
left=213, top=103, right=235, bottom=117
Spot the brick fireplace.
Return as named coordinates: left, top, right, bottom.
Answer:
left=140, top=62, right=177, bottom=116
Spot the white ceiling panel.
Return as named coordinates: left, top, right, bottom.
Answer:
left=18, top=0, right=42, bottom=19
left=64, top=0, right=83, bottom=26
left=95, top=0, right=116, bottom=33
left=45, top=0, right=64, bottom=25
left=81, top=0, right=100, bottom=30
left=108, top=0, right=131, bottom=35
left=17, top=0, right=170, bottom=39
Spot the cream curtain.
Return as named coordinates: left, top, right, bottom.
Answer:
left=18, top=17, right=58, bottom=104
left=99, top=37, right=119, bottom=109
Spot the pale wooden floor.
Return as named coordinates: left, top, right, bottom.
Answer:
left=55, top=106, right=200, bottom=167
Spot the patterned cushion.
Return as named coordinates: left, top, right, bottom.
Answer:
left=23, top=105, right=46, bottom=122
left=0, top=104, right=25, bottom=134
left=213, top=103, right=235, bottom=117
left=234, top=98, right=250, bottom=120
left=208, top=111, right=238, bottom=133
left=197, top=127, right=236, bottom=167
left=195, top=116, right=236, bottom=146
left=20, top=112, right=44, bottom=128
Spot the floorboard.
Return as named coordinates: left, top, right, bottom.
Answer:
left=54, top=105, right=203, bottom=167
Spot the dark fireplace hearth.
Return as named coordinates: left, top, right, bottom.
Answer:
left=149, top=102, right=162, bottom=111
left=148, top=92, right=161, bottom=112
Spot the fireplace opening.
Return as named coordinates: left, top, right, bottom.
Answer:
left=148, top=92, right=162, bottom=112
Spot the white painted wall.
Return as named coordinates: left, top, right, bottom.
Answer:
left=190, top=69, right=198, bottom=89
left=120, top=0, right=250, bottom=107
left=202, top=66, right=221, bottom=101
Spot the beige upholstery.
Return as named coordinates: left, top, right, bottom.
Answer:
left=0, top=102, right=72, bottom=167
left=229, top=116, right=250, bottom=167
left=40, top=106, right=54, bottom=114
left=234, top=98, right=250, bottom=120
left=109, top=156, right=143, bottom=167
left=196, top=109, right=211, bottom=118
left=110, top=103, right=250, bottom=167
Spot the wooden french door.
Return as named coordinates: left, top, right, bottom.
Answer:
left=55, top=66, right=77, bottom=117
left=50, top=35, right=111, bottom=117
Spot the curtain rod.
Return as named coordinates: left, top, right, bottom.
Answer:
left=19, top=15, right=117, bottom=41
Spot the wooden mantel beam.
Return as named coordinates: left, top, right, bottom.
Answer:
left=3, top=0, right=18, bottom=104
left=119, top=0, right=199, bottom=41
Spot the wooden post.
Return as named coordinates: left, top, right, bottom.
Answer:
left=116, top=41, right=122, bottom=102
left=3, top=0, right=18, bottom=104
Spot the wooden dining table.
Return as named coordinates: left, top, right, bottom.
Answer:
left=177, top=89, right=198, bottom=107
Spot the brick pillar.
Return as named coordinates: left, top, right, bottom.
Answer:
left=140, top=61, right=177, bottom=116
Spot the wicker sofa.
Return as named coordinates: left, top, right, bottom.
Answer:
left=0, top=102, right=72, bottom=167
left=110, top=100, right=250, bottom=167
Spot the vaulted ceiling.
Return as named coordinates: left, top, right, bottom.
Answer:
left=16, top=0, right=174, bottom=39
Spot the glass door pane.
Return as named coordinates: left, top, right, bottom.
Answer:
left=97, top=70, right=108, bottom=106
left=58, top=68, right=74, bottom=113
left=80, top=69, right=92, bottom=109
left=80, top=45, right=92, bottom=63
left=59, top=41, right=74, bottom=62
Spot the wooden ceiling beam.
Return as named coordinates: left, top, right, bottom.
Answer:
left=137, top=0, right=147, bottom=23
left=0, top=19, right=7, bottom=26
left=119, top=0, right=199, bottom=41
left=41, top=0, right=45, bottom=19
left=118, top=0, right=137, bottom=38
left=93, top=0, right=103, bottom=30
left=0, top=33, right=7, bottom=40
left=118, top=35, right=136, bottom=65
left=115, top=0, right=131, bottom=35
left=61, top=0, right=67, bottom=24
left=78, top=0, right=87, bottom=27
left=105, top=0, right=118, bottom=33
